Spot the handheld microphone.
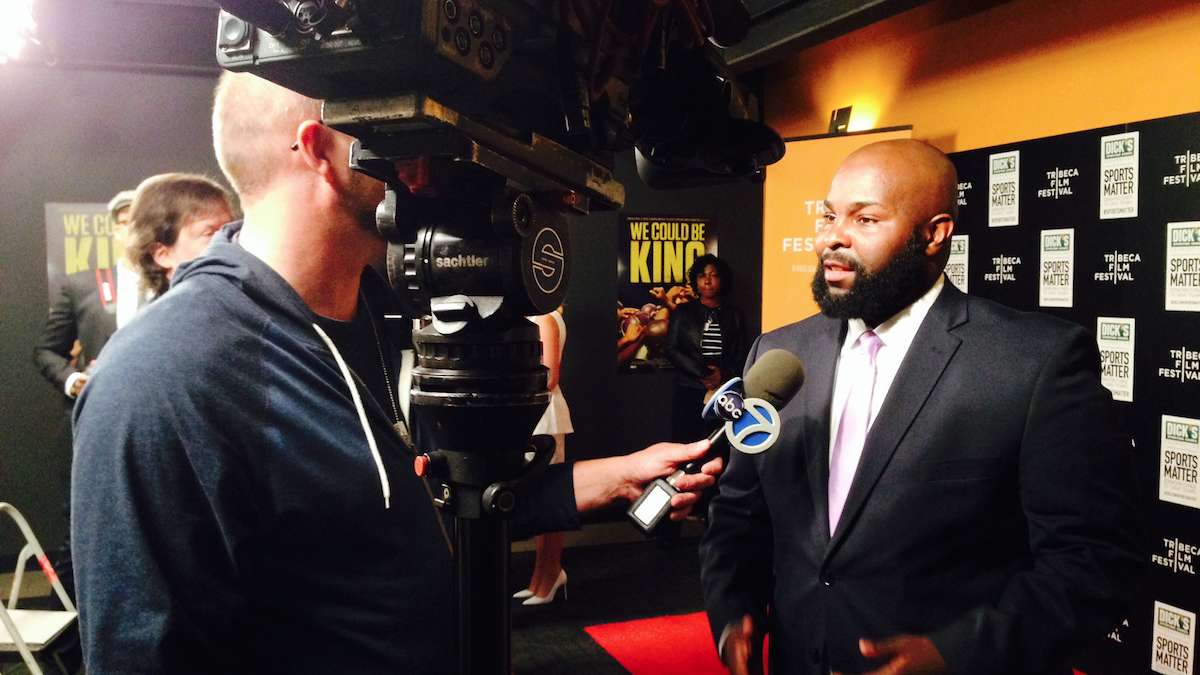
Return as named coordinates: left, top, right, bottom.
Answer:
left=627, top=350, right=805, bottom=532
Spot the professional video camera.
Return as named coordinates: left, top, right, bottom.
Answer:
left=213, top=2, right=782, bottom=672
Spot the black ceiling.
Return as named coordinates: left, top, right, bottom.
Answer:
left=17, top=1, right=929, bottom=77
left=720, top=0, right=931, bottom=72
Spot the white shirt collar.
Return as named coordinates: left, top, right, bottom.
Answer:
left=844, top=274, right=946, bottom=350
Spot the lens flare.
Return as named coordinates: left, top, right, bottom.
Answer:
left=0, top=0, right=37, bottom=65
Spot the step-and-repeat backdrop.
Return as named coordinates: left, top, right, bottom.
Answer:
left=950, top=111, right=1200, bottom=675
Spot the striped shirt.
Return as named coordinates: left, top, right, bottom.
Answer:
left=701, top=309, right=723, bottom=359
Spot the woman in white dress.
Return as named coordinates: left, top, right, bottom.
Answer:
left=515, top=307, right=573, bottom=605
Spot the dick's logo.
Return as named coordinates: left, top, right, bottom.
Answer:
left=1166, top=421, right=1200, bottom=444
left=1104, top=138, right=1136, bottom=159
left=1043, top=233, right=1071, bottom=251
left=951, top=239, right=967, bottom=255
left=1159, top=606, right=1193, bottom=635
left=1100, top=321, right=1131, bottom=341
left=992, top=156, right=1016, bottom=173
left=1171, top=226, right=1200, bottom=247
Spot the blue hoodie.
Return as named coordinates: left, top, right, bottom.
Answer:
left=72, top=222, right=578, bottom=673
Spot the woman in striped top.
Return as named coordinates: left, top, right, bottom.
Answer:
left=664, top=254, right=748, bottom=446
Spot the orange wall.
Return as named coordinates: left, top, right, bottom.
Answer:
left=766, top=0, right=1200, bottom=152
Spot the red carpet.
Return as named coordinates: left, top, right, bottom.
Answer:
left=586, top=614, right=1090, bottom=675
left=585, top=611, right=726, bottom=674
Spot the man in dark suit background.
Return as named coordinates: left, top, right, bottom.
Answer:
left=34, top=190, right=134, bottom=402
left=700, top=140, right=1142, bottom=675
left=32, top=190, right=133, bottom=596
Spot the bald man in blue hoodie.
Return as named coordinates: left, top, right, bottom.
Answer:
left=71, top=72, right=721, bottom=674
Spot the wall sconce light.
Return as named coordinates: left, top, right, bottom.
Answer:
left=829, top=106, right=852, bottom=134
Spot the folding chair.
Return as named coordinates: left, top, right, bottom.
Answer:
left=0, top=503, right=77, bottom=675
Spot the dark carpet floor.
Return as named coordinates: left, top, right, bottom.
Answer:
left=510, top=536, right=709, bottom=675
left=3, top=537, right=709, bottom=674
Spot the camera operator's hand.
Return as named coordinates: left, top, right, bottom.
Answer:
left=572, top=440, right=722, bottom=517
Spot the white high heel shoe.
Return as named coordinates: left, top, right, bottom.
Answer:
left=512, top=588, right=534, bottom=599
left=521, top=570, right=567, bottom=606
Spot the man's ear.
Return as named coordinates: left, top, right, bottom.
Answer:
left=293, top=119, right=333, bottom=174
left=924, top=213, right=955, bottom=258
left=151, top=242, right=174, bottom=271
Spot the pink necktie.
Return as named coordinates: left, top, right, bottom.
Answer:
left=828, top=330, right=883, bottom=533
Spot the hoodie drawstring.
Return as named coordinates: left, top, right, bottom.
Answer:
left=312, top=323, right=392, bottom=509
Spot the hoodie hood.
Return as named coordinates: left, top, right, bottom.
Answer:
left=172, top=220, right=328, bottom=350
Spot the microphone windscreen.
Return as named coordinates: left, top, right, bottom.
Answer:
left=744, top=349, right=805, bottom=410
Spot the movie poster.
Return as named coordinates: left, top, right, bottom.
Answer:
left=617, top=215, right=716, bottom=371
left=44, top=202, right=118, bottom=302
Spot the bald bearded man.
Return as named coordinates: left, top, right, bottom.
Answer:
left=71, top=72, right=720, bottom=673
left=700, top=140, right=1142, bottom=675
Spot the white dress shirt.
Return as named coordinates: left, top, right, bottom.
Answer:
left=115, top=259, right=152, bottom=330
left=828, top=275, right=946, bottom=459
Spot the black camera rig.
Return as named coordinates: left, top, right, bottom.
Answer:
left=213, top=2, right=782, bottom=673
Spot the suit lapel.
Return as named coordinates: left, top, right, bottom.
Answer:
left=800, top=317, right=846, bottom=541
left=827, top=285, right=969, bottom=549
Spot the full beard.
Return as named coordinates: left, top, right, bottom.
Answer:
left=811, top=229, right=932, bottom=326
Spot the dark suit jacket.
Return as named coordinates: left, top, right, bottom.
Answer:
left=33, top=270, right=118, bottom=395
left=700, top=283, right=1142, bottom=675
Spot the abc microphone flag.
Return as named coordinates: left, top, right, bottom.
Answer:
left=626, top=350, right=804, bottom=532
left=627, top=375, right=746, bottom=533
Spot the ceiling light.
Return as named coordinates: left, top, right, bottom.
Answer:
left=0, top=0, right=38, bottom=65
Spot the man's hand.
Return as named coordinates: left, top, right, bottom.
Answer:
left=69, top=374, right=89, bottom=398
left=701, top=364, right=723, bottom=390
left=572, top=440, right=723, bottom=517
left=721, top=615, right=764, bottom=675
left=834, top=635, right=947, bottom=675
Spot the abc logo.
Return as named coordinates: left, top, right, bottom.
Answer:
left=728, top=398, right=781, bottom=455
left=717, top=393, right=743, bottom=420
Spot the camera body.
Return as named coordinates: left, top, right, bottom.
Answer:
left=217, top=0, right=634, bottom=178
left=216, top=0, right=782, bottom=198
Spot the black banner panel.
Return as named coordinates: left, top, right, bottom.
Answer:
left=950, top=111, right=1200, bottom=675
